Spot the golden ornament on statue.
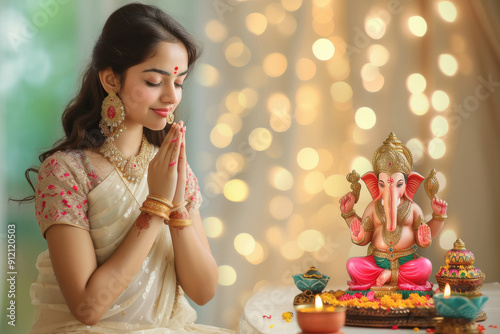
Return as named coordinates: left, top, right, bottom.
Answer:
left=424, top=169, right=440, bottom=200
left=346, top=170, right=361, bottom=204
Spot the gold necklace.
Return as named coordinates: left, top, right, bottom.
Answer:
left=100, top=135, right=153, bottom=183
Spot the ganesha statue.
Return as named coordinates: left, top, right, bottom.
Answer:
left=339, top=133, right=448, bottom=292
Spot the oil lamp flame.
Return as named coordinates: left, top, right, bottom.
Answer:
left=315, top=294, right=324, bottom=311
left=444, top=283, right=451, bottom=298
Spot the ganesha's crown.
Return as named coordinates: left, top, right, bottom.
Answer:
left=372, top=132, right=413, bottom=175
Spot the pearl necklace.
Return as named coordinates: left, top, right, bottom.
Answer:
left=100, top=135, right=153, bottom=183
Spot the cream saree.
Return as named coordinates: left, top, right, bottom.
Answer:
left=30, top=150, right=234, bottom=333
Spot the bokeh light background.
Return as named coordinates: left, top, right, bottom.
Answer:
left=1, top=0, right=500, bottom=332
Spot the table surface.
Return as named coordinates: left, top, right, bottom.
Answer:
left=238, top=282, right=500, bottom=334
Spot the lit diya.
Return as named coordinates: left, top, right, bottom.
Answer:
left=295, top=295, right=346, bottom=334
left=434, top=283, right=488, bottom=334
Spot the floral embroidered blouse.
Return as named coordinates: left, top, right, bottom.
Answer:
left=35, top=149, right=202, bottom=237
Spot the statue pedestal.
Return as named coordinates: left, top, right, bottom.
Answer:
left=370, top=284, right=399, bottom=298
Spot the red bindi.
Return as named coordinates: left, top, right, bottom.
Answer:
left=174, top=66, right=178, bottom=74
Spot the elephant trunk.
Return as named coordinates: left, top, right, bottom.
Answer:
left=383, top=185, right=398, bottom=231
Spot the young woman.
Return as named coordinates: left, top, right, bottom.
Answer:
left=26, top=3, right=234, bottom=333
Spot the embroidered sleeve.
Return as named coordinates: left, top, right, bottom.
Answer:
left=185, top=163, right=202, bottom=213
left=35, top=152, right=90, bottom=238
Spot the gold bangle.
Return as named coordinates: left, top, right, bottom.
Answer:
left=140, top=198, right=171, bottom=221
left=140, top=207, right=170, bottom=222
left=147, top=195, right=174, bottom=209
left=168, top=219, right=192, bottom=228
left=352, top=235, right=364, bottom=245
left=341, top=209, right=356, bottom=219
left=432, top=213, right=447, bottom=221
left=172, top=201, right=188, bottom=212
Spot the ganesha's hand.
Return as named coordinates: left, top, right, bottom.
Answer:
left=350, top=218, right=364, bottom=244
left=418, top=224, right=431, bottom=247
left=340, top=192, right=355, bottom=214
left=431, top=197, right=448, bottom=215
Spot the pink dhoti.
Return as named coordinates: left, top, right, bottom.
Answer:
left=346, top=249, right=433, bottom=291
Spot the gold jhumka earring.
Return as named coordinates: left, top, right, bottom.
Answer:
left=167, top=110, right=174, bottom=124
left=99, top=90, right=126, bottom=141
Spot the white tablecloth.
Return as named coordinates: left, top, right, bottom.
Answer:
left=238, top=282, right=500, bottom=334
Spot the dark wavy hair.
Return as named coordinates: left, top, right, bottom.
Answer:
left=18, top=2, right=201, bottom=202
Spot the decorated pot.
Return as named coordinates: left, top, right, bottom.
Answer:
left=435, top=239, right=485, bottom=294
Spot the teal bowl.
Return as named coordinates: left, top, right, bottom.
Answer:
left=292, top=274, right=330, bottom=294
left=433, top=293, right=488, bottom=320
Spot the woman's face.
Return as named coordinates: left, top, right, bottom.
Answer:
left=119, top=41, right=189, bottom=131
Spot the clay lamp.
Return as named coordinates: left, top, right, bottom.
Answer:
left=433, top=283, right=488, bottom=334
left=295, top=294, right=346, bottom=334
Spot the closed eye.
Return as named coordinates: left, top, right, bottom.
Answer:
left=145, top=80, right=162, bottom=87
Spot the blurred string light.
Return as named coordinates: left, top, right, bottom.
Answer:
left=368, top=44, right=389, bottom=66
left=296, top=58, right=317, bottom=81
left=217, top=113, right=242, bottom=135
left=218, top=265, right=237, bottom=286
left=234, top=233, right=256, bottom=256
left=431, top=90, right=450, bottom=111
left=265, top=2, right=286, bottom=25
left=312, top=38, right=335, bottom=61
left=351, top=156, right=371, bottom=173
left=297, top=147, right=319, bottom=170
left=281, top=0, right=303, bottom=12
left=248, top=127, right=272, bottom=151
left=263, top=52, right=287, bottom=77
left=245, top=12, right=267, bottom=35
left=409, top=93, right=430, bottom=115
left=224, top=37, right=251, bottom=67
left=210, top=123, right=233, bottom=148
left=204, top=19, right=227, bottom=42
left=216, top=152, right=246, bottom=175
left=245, top=242, right=267, bottom=265
left=268, top=166, right=294, bottom=191
left=316, top=149, right=334, bottom=171
left=330, top=82, right=353, bottom=104
left=428, top=138, right=446, bottom=159
left=266, top=225, right=284, bottom=246
left=298, top=230, right=325, bottom=252
left=438, top=54, right=458, bottom=76
left=324, top=174, right=346, bottom=197
left=304, top=171, right=325, bottom=194
left=203, top=217, right=224, bottom=238
left=364, top=17, right=386, bottom=39
left=280, top=240, right=303, bottom=260
left=223, top=179, right=249, bottom=202
left=406, top=73, right=427, bottom=94
left=437, top=1, right=457, bottom=22
left=408, top=16, right=427, bottom=37
left=195, top=64, right=219, bottom=87
left=355, top=107, right=376, bottom=129
left=277, top=14, right=298, bottom=36
left=431, top=115, right=449, bottom=137
left=295, top=84, right=320, bottom=124
left=406, top=138, right=425, bottom=163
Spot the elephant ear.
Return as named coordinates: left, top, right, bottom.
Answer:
left=405, top=172, right=425, bottom=202
left=361, top=172, right=381, bottom=201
